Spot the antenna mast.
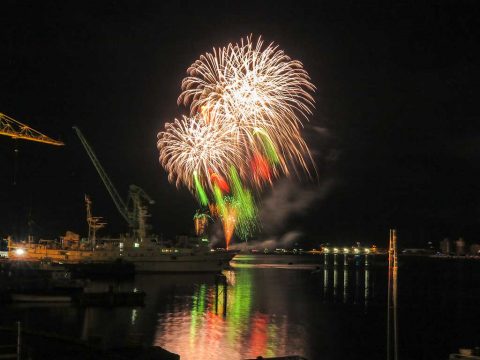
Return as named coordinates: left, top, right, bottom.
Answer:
left=85, top=195, right=106, bottom=248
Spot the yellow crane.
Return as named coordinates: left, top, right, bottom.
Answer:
left=0, top=112, right=64, bottom=146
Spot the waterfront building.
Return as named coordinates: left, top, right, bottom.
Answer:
left=455, top=238, right=466, bottom=256
left=440, top=238, right=451, bottom=255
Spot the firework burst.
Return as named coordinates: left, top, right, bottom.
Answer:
left=157, top=35, right=316, bottom=247
left=157, top=115, right=244, bottom=193
left=178, top=36, right=316, bottom=182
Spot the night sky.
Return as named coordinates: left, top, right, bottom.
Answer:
left=1, top=0, right=478, bottom=248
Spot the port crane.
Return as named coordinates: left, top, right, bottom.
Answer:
left=1, top=112, right=64, bottom=185
left=0, top=112, right=64, bottom=146
left=73, top=126, right=154, bottom=241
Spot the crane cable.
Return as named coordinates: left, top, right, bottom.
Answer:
left=12, top=139, right=19, bottom=186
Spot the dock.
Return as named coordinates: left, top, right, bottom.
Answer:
left=77, top=288, right=145, bottom=307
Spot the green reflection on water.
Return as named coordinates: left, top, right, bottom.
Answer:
left=185, top=269, right=280, bottom=357
left=190, top=283, right=207, bottom=345
left=266, top=322, right=278, bottom=357
left=227, top=269, right=253, bottom=346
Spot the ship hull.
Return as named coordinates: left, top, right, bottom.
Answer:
left=7, top=245, right=236, bottom=273
left=130, top=253, right=234, bottom=273
left=11, top=294, right=72, bottom=302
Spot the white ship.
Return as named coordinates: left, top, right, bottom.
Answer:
left=7, top=234, right=236, bottom=273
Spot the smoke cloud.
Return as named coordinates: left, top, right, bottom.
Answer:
left=226, top=230, right=302, bottom=250
left=259, top=178, right=335, bottom=236
left=209, top=123, right=337, bottom=249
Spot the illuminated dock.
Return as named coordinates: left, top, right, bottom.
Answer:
left=321, top=247, right=382, bottom=268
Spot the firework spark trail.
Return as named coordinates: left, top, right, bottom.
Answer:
left=222, top=201, right=237, bottom=250
left=229, top=166, right=257, bottom=239
left=193, top=171, right=208, bottom=206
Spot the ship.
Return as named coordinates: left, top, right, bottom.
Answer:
left=7, top=232, right=236, bottom=273
left=7, top=198, right=236, bottom=274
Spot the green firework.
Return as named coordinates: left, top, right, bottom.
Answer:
left=193, top=171, right=209, bottom=206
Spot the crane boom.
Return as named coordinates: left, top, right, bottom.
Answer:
left=72, top=126, right=133, bottom=227
left=0, top=112, right=64, bottom=146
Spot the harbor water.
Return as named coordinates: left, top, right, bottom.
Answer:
left=1, top=254, right=479, bottom=359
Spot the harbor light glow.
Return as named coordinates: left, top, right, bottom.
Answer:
left=364, top=248, right=370, bottom=254
left=353, top=248, right=360, bottom=254
left=343, top=248, right=349, bottom=254
left=323, top=247, right=330, bottom=253
left=14, top=248, right=25, bottom=256
left=333, top=248, right=339, bottom=254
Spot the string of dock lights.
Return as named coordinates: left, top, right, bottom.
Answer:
left=322, top=247, right=371, bottom=254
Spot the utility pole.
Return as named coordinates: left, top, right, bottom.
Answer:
left=387, top=229, right=398, bottom=360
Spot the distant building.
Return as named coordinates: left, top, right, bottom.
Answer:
left=455, top=238, right=466, bottom=256
left=439, top=238, right=451, bottom=255
left=469, top=244, right=480, bottom=256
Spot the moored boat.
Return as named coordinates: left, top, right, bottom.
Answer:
left=10, top=292, right=72, bottom=303
left=7, top=237, right=236, bottom=273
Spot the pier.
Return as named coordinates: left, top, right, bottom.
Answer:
left=321, top=247, right=382, bottom=269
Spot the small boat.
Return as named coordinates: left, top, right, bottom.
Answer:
left=10, top=291, right=72, bottom=303
left=8, top=281, right=85, bottom=303
left=8, top=287, right=145, bottom=307
left=3, top=270, right=85, bottom=303
left=77, top=287, right=145, bottom=307
left=449, top=348, right=480, bottom=359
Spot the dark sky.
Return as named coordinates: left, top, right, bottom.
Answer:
left=1, top=0, right=478, bottom=248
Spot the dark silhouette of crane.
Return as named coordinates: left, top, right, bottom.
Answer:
left=73, top=126, right=155, bottom=241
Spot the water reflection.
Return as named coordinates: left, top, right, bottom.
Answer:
left=152, top=269, right=303, bottom=359
left=354, top=269, right=360, bottom=304
left=2, top=256, right=480, bottom=360
left=150, top=265, right=377, bottom=359
left=333, top=267, right=339, bottom=298
left=319, top=266, right=374, bottom=307
left=365, top=268, right=370, bottom=308
left=323, top=267, right=329, bottom=299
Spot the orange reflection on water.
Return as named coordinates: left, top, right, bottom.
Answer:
left=152, top=270, right=293, bottom=360
left=249, top=313, right=269, bottom=357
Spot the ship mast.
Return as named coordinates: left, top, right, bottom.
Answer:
left=85, top=195, right=106, bottom=248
